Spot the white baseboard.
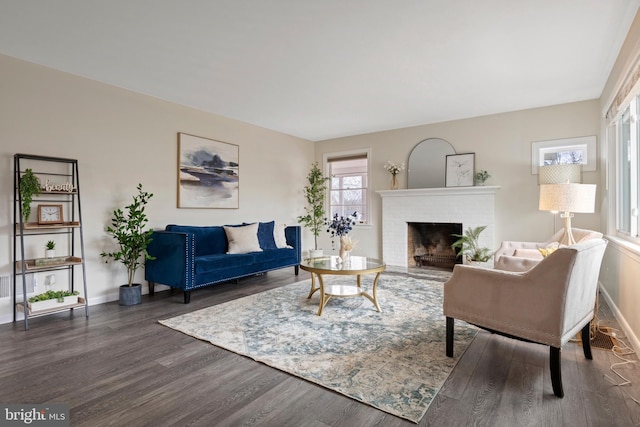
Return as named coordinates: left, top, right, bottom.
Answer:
left=599, top=283, right=640, bottom=355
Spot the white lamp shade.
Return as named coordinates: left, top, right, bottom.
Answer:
left=539, top=183, right=596, bottom=213
left=538, top=164, right=582, bottom=184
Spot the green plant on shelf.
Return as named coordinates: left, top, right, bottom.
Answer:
left=28, top=290, right=79, bottom=303
left=19, top=168, right=41, bottom=222
left=45, top=240, right=55, bottom=250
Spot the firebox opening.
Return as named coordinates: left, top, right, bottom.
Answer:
left=407, top=222, right=463, bottom=270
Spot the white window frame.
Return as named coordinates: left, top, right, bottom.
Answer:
left=531, top=136, right=597, bottom=174
left=614, top=100, right=640, bottom=240
left=323, top=148, right=371, bottom=226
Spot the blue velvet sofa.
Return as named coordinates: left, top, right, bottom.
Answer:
left=145, top=222, right=301, bottom=303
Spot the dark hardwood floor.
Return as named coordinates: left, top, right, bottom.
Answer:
left=1, top=269, right=640, bottom=426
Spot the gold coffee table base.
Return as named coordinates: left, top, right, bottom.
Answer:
left=301, top=256, right=386, bottom=316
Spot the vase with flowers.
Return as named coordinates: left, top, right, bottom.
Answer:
left=383, top=161, right=405, bottom=189
left=325, top=212, right=359, bottom=261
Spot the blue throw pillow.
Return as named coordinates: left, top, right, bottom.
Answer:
left=256, top=221, right=277, bottom=250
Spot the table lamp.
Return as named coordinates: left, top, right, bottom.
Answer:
left=539, top=183, right=596, bottom=245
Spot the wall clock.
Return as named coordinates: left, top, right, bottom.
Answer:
left=37, top=204, right=64, bottom=225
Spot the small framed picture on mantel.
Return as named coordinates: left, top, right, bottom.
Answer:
left=445, top=153, right=475, bottom=187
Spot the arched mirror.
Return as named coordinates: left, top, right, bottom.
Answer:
left=408, top=138, right=456, bottom=188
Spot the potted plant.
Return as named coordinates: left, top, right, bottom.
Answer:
left=45, top=240, right=56, bottom=258
left=100, top=183, right=155, bottom=306
left=297, top=162, right=330, bottom=258
left=475, top=170, right=491, bottom=186
left=451, top=225, right=493, bottom=264
left=28, top=290, right=79, bottom=312
left=19, top=168, right=41, bottom=222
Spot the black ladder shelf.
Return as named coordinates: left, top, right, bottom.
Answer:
left=13, top=154, right=89, bottom=330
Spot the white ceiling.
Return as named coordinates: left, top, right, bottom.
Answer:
left=1, top=1, right=639, bottom=141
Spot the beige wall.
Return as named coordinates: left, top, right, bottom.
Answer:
left=314, top=101, right=601, bottom=258
left=0, top=54, right=314, bottom=323
left=598, top=10, right=640, bottom=352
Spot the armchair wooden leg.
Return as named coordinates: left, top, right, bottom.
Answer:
left=183, top=291, right=191, bottom=304
left=148, top=282, right=155, bottom=296
left=446, top=317, right=454, bottom=357
left=550, top=346, right=564, bottom=398
left=295, top=265, right=299, bottom=275
left=581, top=323, right=593, bottom=360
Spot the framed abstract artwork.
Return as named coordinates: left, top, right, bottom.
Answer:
left=445, top=153, right=475, bottom=187
left=177, top=132, right=239, bottom=209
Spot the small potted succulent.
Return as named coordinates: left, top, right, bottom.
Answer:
left=45, top=240, right=56, bottom=258
left=475, top=170, right=491, bottom=186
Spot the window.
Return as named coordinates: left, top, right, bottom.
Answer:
left=615, top=97, right=639, bottom=239
left=325, top=150, right=370, bottom=224
left=531, top=136, right=596, bottom=174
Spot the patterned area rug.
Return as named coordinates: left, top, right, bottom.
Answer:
left=159, top=271, right=476, bottom=423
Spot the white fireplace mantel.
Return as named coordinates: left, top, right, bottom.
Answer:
left=377, top=186, right=500, bottom=267
left=377, top=185, right=500, bottom=198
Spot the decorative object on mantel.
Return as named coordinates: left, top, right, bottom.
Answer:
left=325, top=212, right=358, bottom=261
left=298, top=162, right=330, bottom=258
left=45, top=240, right=56, bottom=258
left=383, top=160, right=405, bottom=190
left=445, top=153, right=475, bottom=187
left=407, top=138, right=456, bottom=189
left=475, top=170, right=491, bottom=186
left=451, top=225, right=493, bottom=264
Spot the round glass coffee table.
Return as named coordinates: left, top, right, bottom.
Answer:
left=300, top=256, right=386, bottom=316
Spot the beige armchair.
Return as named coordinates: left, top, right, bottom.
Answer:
left=493, top=228, right=603, bottom=272
left=444, top=238, right=607, bottom=397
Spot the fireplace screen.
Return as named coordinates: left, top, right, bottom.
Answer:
left=407, top=222, right=462, bottom=270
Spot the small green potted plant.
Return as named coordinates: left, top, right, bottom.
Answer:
left=297, top=162, right=330, bottom=258
left=28, top=290, right=79, bottom=312
left=475, top=170, right=491, bottom=186
left=451, top=225, right=493, bottom=264
left=19, top=168, right=41, bottom=222
left=101, top=183, right=155, bottom=306
left=45, top=240, right=56, bottom=258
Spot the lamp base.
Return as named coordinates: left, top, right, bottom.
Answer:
left=558, top=212, right=576, bottom=245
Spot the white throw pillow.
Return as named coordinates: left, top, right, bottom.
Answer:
left=273, top=223, right=292, bottom=249
left=224, top=223, right=263, bottom=254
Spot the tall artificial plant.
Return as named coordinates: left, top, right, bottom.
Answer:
left=451, top=225, right=493, bottom=263
left=297, top=162, right=330, bottom=250
left=101, top=183, right=155, bottom=286
left=19, top=168, right=41, bottom=222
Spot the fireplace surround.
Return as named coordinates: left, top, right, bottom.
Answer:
left=378, top=186, right=499, bottom=268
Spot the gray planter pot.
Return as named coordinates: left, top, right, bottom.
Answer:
left=119, top=283, right=142, bottom=306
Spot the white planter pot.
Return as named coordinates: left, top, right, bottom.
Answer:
left=309, top=249, right=324, bottom=258
left=45, top=249, right=56, bottom=258
left=28, top=295, right=78, bottom=312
